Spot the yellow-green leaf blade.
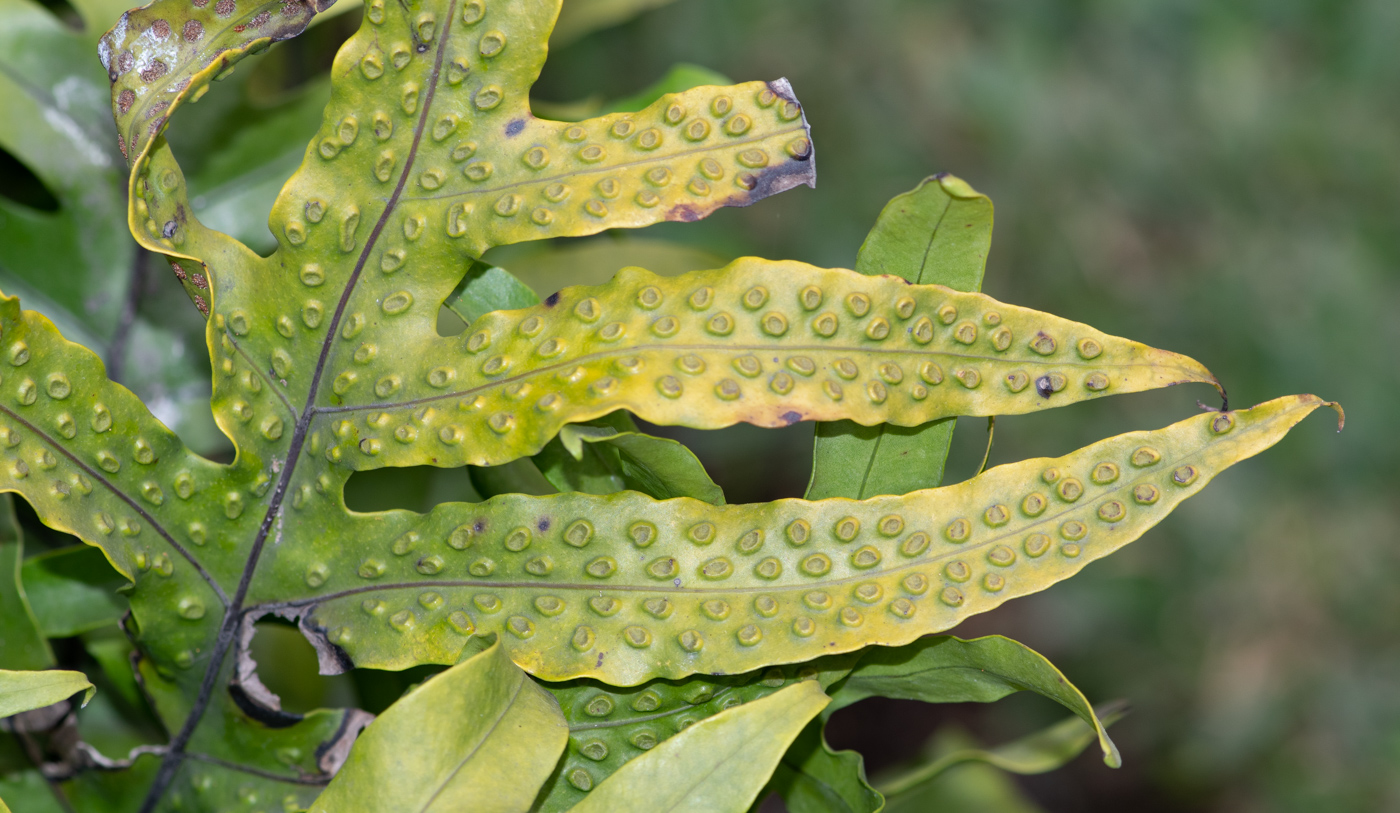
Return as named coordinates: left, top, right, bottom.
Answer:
left=101, top=0, right=330, bottom=172
left=308, top=639, right=567, bottom=813
left=0, top=668, right=94, bottom=717
left=322, top=259, right=1217, bottom=470
left=809, top=173, right=993, bottom=500
left=278, top=395, right=1330, bottom=686
left=569, top=679, right=829, bottom=813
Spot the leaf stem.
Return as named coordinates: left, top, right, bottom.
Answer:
left=136, top=3, right=458, bottom=808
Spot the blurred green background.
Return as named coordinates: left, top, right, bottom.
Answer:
left=3, top=0, right=1395, bottom=810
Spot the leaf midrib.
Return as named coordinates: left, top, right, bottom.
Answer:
left=318, top=343, right=1193, bottom=417
left=138, top=2, right=460, bottom=809
left=416, top=669, right=525, bottom=812
left=0, top=401, right=226, bottom=604
left=407, top=125, right=808, bottom=203
left=244, top=427, right=1239, bottom=622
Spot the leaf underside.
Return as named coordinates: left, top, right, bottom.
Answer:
left=0, top=0, right=1334, bottom=809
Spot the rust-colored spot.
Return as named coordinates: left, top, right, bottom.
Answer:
left=215, top=0, right=235, bottom=15
left=117, top=89, right=135, bottom=115
left=182, top=20, right=204, bottom=41
left=150, top=19, right=170, bottom=38
left=139, top=60, right=168, bottom=83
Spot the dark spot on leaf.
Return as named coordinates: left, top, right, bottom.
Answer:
left=666, top=204, right=700, bottom=222
left=726, top=158, right=816, bottom=207
left=780, top=411, right=802, bottom=425
left=473, top=519, right=486, bottom=533
left=138, top=59, right=167, bottom=83
left=595, top=652, right=604, bottom=667
left=544, top=292, right=560, bottom=307
left=1036, top=375, right=1053, bottom=399
left=505, top=119, right=525, bottom=136
left=537, top=517, right=550, bottom=532
left=161, top=220, right=177, bottom=238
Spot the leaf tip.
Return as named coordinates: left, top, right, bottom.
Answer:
left=1325, top=400, right=1346, bottom=432
left=931, top=172, right=987, bottom=201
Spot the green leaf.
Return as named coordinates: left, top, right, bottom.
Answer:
left=21, top=545, right=129, bottom=638
left=0, top=669, right=95, bottom=717
left=184, top=79, right=336, bottom=255
left=764, top=720, right=883, bottom=813
left=470, top=457, right=560, bottom=498
left=536, top=416, right=725, bottom=503
left=550, top=0, right=680, bottom=47
left=569, top=678, right=830, bottom=813
left=877, top=726, right=1044, bottom=813
left=533, top=63, right=734, bottom=122
left=829, top=635, right=1120, bottom=768
left=308, top=639, right=567, bottom=813
left=532, top=654, right=856, bottom=812
left=0, top=494, right=51, bottom=670
left=303, top=395, right=1334, bottom=685
left=481, top=234, right=729, bottom=298
left=81, top=629, right=144, bottom=710
left=600, top=65, right=738, bottom=116
left=764, top=635, right=1122, bottom=813
left=347, top=259, right=1220, bottom=471
left=445, top=262, right=542, bottom=326
left=0, top=770, right=68, bottom=813
left=878, top=701, right=1128, bottom=798
left=808, top=173, right=993, bottom=501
